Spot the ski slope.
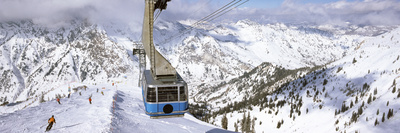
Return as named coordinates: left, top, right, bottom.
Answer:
left=0, top=80, right=221, bottom=133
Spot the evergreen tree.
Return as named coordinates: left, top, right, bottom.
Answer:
left=303, top=79, right=308, bottom=87
left=350, top=101, right=354, bottom=108
left=392, top=86, right=396, bottom=93
left=382, top=112, right=386, bottom=122
left=221, top=114, right=228, bottom=130
left=398, top=90, right=400, bottom=98
left=374, top=118, right=379, bottom=126
left=234, top=122, right=238, bottom=132
left=337, top=67, right=343, bottom=73
left=387, top=109, right=394, bottom=119
left=341, top=103, right=348, bottom=112
left=251, top=117, right=256, bottom=133
left=39, top=94, right=45, bottom=103
left=350, top=111, right=357, bottom=123
left=358, top=106, right=363, bottom=115
left=323, top=79, right=328, bottom=86
left=277, top=121, right=282, bottom=129
left=387, top=109, right=391, bottom=119
left=246, top=112, right=251, bottom=132
left=290, top=108, right=293, bottom=118
left=377, top=109, right=379, bottom=115
left=241, top=113, right=246, bottom=133
left=352, top=58, right=357, bottom=63
left=355, top=96, right=358, bottom=104
left=363, top=83, right=369, bottom=90
left=367, top=94, right=372, bottom=104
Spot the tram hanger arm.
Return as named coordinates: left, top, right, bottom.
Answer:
left=142, top=0, right=177, bottom=80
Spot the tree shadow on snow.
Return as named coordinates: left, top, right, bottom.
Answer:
left=112, top=91, right=126, bottom=111
left=114, top=91, right=125, bottom=103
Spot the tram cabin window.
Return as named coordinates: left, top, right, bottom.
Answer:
left=158, top=87, right=178, bottom=102
left=180, top=86, right=187, bottom=101
left=147, top=87, right=156, bottom=102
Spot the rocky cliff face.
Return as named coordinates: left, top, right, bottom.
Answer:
left=0, top=20, right=136, bottom=103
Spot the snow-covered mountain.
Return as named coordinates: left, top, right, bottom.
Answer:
left=0, top=19, right=366, bottom=105
left=0, top=18, right=399, bottom=132
left=0, top=20, right=138, bottom=106
left=199, top=26, right=400, bottom=133
left=156, top=19, right=365, bottom=84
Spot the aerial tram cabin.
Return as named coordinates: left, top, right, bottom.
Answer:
left=134, top=0, right=188, bottom=118
left=141, top=70, right=188, bottom=117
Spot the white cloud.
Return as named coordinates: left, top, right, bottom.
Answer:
left=0, top=0, right=398, bottom=27
left=0, top=0, right=144, bottom=27
left=162, top=0, right=400, bottom=26
left=238, top=0, right=400, bottom=26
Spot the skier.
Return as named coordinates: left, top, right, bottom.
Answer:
left=89, top=97, right=92, bottom=104
left=46, top=115, right=56, bottom=131
left=57, top=98, right=60, bottom=104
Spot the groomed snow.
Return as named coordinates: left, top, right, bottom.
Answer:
left=0, top=78, right=222, bottom=133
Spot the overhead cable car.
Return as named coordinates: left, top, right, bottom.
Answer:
left=134, top=0, right=188, bottom=118
left=133, top=0, right=249, bottom=118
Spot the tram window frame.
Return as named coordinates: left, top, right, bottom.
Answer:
left=147, top=87, right=157, bottom=102
left=158, top=86, right=178, bottom=102
left=179, top=86, right=187, bottom=101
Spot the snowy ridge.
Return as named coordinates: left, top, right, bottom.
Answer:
left=156, top=19, right=365, bottom=86
left=202, top=27, right=400, bottom=133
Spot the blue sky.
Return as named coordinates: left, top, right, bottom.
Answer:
left=199, top=0, right=358, bottom=9
left=244, top=0, right=284, bottom=8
